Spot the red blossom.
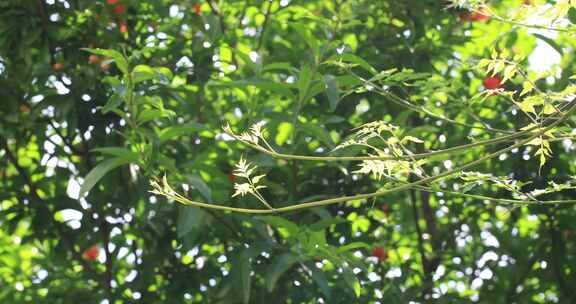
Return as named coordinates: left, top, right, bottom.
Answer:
left=380, top=204, right=391, bottom=217
left=372, top=247, right=388, bottom=263
left=83, top=245, right=99, bottom=261
left=193, top=3, right=202, bottom=16
left=112, top=3, right=127, bottom=14
left=483, top=76, right=502, bottom=90
left=119, top=22, right=128, bottom=33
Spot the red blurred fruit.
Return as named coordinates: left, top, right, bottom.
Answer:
left=372, top=247, right=388, bottom=262
left=483, top=76, right=502, bottom=90
left=471, top=10, right=490, bottom=22
left=227, top=172, right=236, bottom=183
left=19, top=104, right=30, bottom=113
left=52, top=62, right=64, bottom=72
left=193, top=3, right=202, bottom=16
left=381, top=204, right=390, bottom=217
left=107, top=0, right=119, bottom=4
left=88, top=54, right=100, bottom=64
left=83, top=245, right=99, bottom=261
left=459, top=8, right=490, bottom=22
left=112, top=3, right=126, bottom=14
left=119, top=22, right=128, bottom=33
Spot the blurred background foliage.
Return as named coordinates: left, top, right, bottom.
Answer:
left=1, top=0, right=576, bottom=303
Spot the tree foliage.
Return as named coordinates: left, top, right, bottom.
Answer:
left=1, top=0, right=576, bottom=303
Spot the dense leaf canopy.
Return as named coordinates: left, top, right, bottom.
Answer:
left=1, top=0, right=576, bottom=303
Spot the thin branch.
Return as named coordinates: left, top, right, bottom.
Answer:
left=35, top=0, right=54, bottom=63
left=409, top=187, right=431, bottom=299
left=346, top=70, right=515, bottom=134
left=230, top=123, right=535, bottom=162
left=484, top=7, right=575, bottom=33
left=47, top=120, right=83, bottom=155
left=155, top=99, right=576, bottom=213
left=256, top=0, right=274, bottom=51
left=100, top=220, right=113, bottom=299
left=206, top=0, right=227, bottom=35
left=228, top=97, right=576, bottom=163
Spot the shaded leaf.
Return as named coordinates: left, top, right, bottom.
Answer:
left=266, top=252, right=299, bottom=292
left=79, top=157, right=133, bottom=197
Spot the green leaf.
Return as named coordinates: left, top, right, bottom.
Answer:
left=101, top=93, right=124, bottom=113
left=266, top=252, right=299, bottom=292
left=137, top=109, right=175, bottom=124
left=520, top=81, right=534, bottom=96
left=299, top=123, right=336, bottom=149
left=275, top=122, right=294, bottom=145
left=291, top=23, right=320, bottom=58
left=568, top=7, right=576, bottom=24
left=91, top=147, right=139, bottom=159
left=298, top=65, right=313, bottom=100
left=81, top=48, right=129, bottom=74
left=309, top=217, right=346, bottom=231
left=533, top=33, right=563, bottom=56
left=185, top=174, right=212, bottom=202
left=238, top=252, right=252, bottom=304
left=338, top=53, right=377, bottom=75
left=477, top=58, right=491, bottom=69
left=204, top=13, right=222, bottom=42
left=342, top=265, right=361, bottom=298
left=336, top=242, right=369, bottom=254
left=154, top=67, right=173, bottom=83
left=262, top=62, right=297, bottom=74
left=309, top=265, right=331, bottom=300
left=232, top=247, right=262, bottom=304
left=132, top=64, right=156, bottom=83
left=502, top=65, right=516, bottom=83
left=387, top=69, right=430, bottom=83
left=177, top=205, right=208, bottom=238
left=325, top=74, right=339, bottom=111
left=79, top=157, right=133, bottom=197
left=158, top=122, right=207, bottom=143
left=256, top=216, right=299, bottom=238
left=207, top=79, right=295, bottom=98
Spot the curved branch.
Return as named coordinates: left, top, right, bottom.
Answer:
left=231, top=124, right=533, bottom=162
left=155, top=99, right=576, bottom=213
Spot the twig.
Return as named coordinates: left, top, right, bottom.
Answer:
left=156, top=99, right=576, bottom=213
left=100, top=220, right=114, bottom=299
left=35, top=0, right=54, bottom=63
left=256, top=0, right=274, bottom=51
left=409, top=187, right=431, bottom=299
left=484, top=8, right=575, bottom=33
left=47, top=120, right=83, bottom=155
left=206, top=0, right=227, bottom=35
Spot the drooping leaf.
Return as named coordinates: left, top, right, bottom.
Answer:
left=325, top=74, right=340, bottom=111
left=79, top=157, right=134, bottom=197
left=185, top=174, right=212, bottom=202
left=256, top=216, right=299, bottom=238
left=177, top=205, right=208, bottom=238
left=91, top=147, right=139, bottom=159
left=265, top=252, right=299, bottom=292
